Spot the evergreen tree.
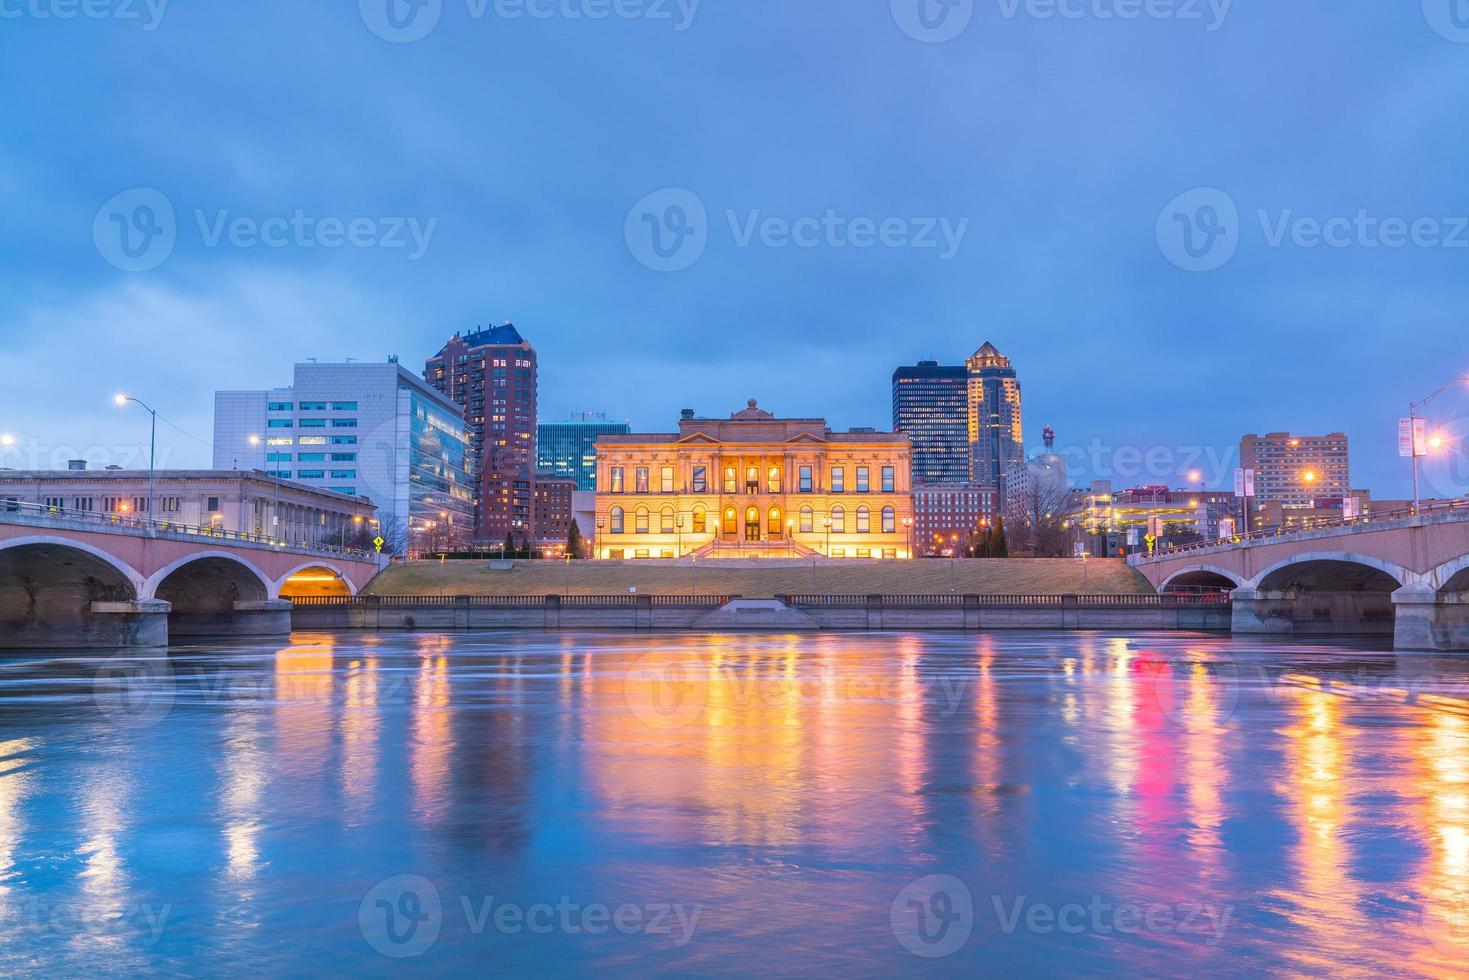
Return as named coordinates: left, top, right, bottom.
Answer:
left=973, top=527, right=991, bottom=559
left=566, top=521, right=584, bottom=559
left=990, top=517, right=1009, bottom=558
left=503, top=532, right=516, bottom=559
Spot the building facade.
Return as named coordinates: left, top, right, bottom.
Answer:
left=213, top=360, right=474, bottom=554
left=0, top=469, right=376, bottom=550
left=537, top=414, right=632, bottom=491
left=1240, top=432, right=1351, bottom=509
left=425, top=324, right=538, bottom=544
left=968, top=342, right=1023, bottom=489
left=892, top=361, right=969, bottom=486
left=594, top=401, right=914, bottom=560
left=532, top=473, right=577, bottom=556
left=912, top=484, right=996, bottom=556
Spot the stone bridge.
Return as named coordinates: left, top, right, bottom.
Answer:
left=1129, top=505, right=1469, bottom=651
left=0, top=509, right=384, bottom=649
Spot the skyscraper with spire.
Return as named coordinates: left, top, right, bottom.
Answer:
left=966, top=342, right=1023, bottom=490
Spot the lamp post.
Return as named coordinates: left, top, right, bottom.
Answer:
left=902, top=515, right=913, bottom=559
left=596, top=518, right=606, bottom=560
left=1407, top=379, right=1467, bottom=513
left=114, top=394, right=156, bottom=531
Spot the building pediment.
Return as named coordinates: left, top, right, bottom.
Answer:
left=676, top=432, right=722, bottom=445
left=783, top=432, right=828, bottom=445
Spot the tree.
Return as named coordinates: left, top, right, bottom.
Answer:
left=566, top=521, right=585, bottom=559
left=990, top=516, right=1009, bottom=558
left=503, top=532, right=516, bottom=559
left=1008, top=480, right=1074, bottom=557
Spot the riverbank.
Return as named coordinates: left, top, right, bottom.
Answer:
left=365, top=557, right=1154, bottom=598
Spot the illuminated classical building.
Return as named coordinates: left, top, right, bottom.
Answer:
left=594, top=401, right=915, bottom=560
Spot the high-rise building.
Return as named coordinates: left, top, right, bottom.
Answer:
left=532, top=473, right=577, bottom=556
left=537, top=413, right=632, bottom=491
left=1239, top=432, right=1351, bottom=509
left=967, top=342, right=1023, bottom=489
left=425, top=324, right=538, bottom=544
left=213, top=359, right=475, bottom=554
left=892, top=361, right=969, bottom=486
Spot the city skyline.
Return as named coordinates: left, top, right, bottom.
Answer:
left=3, top=5, right=1467, bottom=499
left=2, top=332, right=1462, bottom=501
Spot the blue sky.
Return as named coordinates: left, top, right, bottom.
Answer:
left=1, top=1, right=1467, bottom=496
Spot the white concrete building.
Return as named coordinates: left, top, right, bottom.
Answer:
left=214, top=359, right=474, bottom=553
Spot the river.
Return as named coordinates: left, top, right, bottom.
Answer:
left=0, top=630, right=1466, bottom=976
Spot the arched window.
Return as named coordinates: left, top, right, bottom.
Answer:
left=692, top=507, right=707, bottom=533
left=610, top=507, right=624, bottom=534
left=882, top=506, right=896, bottom=534
left=722, top=507, right=737, bottom=535
left=799, top=506, right=814, bottom=533
left=635, top=508, right=649, bottom=534
left=856, top=506, right=870, bottom=534
left=660, top=507, right=675, bottom=534
left=769, top=506, right=783, bottom=537
left=831, top=506, right=846, bottom=534
left=745, top=507, right=761, bottom=541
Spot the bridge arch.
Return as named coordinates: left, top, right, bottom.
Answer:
left=142, top=551, right=273, bottom=603
left=145, top=553, right=274, bottom=633
left=1250, top=551, right=1412, bottom=593
left=275, top=561, right=359, bottom=599
left=1158, top=564, right=1245, bottom=593
left=0, top=535, right=145, bottom=647
left=1428, top=554, right=1469, bottom=595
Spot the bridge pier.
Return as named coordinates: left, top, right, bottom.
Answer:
left=0, top=599, right=177, bottom=650
left=168, top=599, right=295, bottom=638
left=1231, top=587, right=1395, bottom=636
left=1392, top=585, right=1469, bottom=652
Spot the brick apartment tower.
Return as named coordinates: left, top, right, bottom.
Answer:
left=426, top=324, right=538, bottom=544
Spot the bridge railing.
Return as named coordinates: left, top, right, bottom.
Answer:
left=0, top=499, right=375, bottom=560
left=1145, top=496, right=1469, bottom=560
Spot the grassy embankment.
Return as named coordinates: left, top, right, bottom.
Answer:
left=365, top=559, right=1154, bottom=598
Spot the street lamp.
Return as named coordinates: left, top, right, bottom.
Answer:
left=114, top=393, right=157, bottom=530
left=902, top=515, right=913, bottom=559
left=1408, top=377, right=1469, bottom=512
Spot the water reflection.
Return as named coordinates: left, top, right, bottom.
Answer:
left=0, top=631, right=1467, bottom=975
